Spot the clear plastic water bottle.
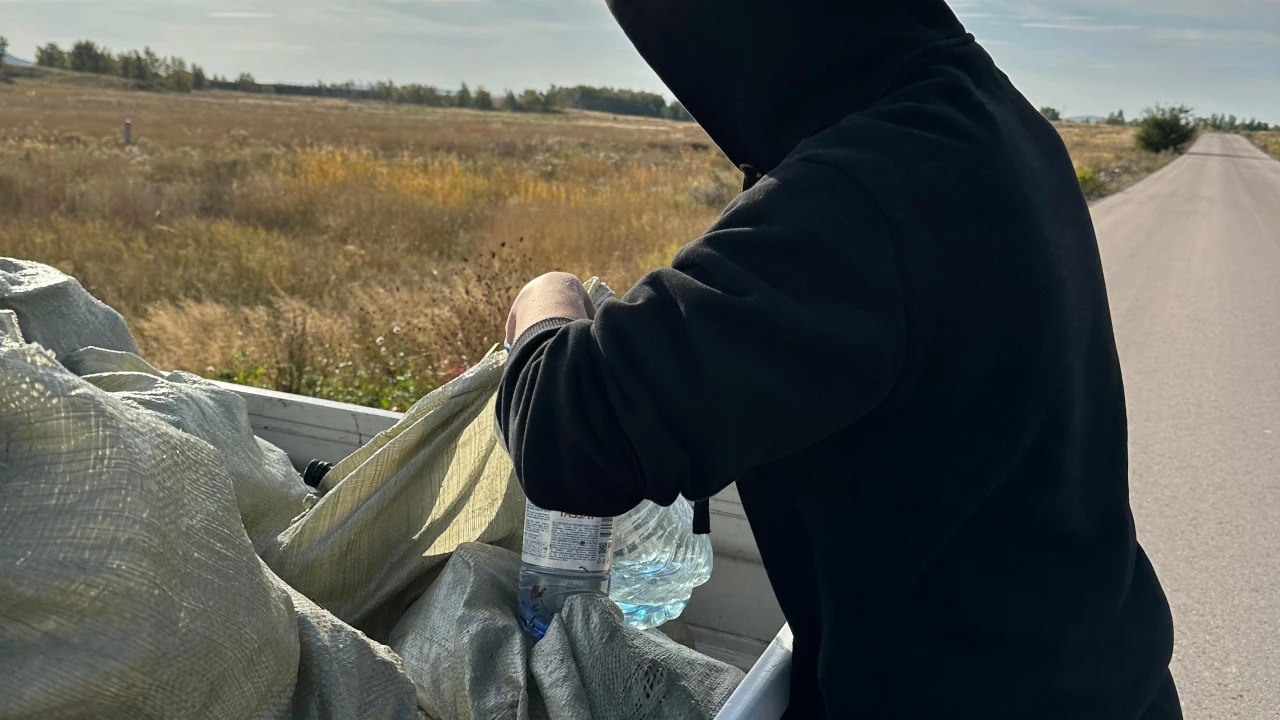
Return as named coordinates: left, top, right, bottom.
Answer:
left=609, top=499, right=713, bottom=630
left=517, top=499, right=615, bottom=640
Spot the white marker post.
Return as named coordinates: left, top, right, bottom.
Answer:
left=124, top=120, right=132, bottom=147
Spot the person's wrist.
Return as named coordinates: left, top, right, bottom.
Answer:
left=510, top=306, right=586, bottom=346
left=506, top=272, right=593, bottom=345
left=507, top=317, right=575, bottom=355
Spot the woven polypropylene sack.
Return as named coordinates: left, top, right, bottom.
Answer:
left=260, top=348, right=527, bottom=632
left=0, top=309, right=23, bottom=343
left=0, top=259, right=744, bottom=719
left=0, top=257, right=138, bottom=359
left=388, top=543, right=745, bottom=720
left=62, top=346, right=315, bottom=553
left=49, top=338, right=522, bottom=634
left=533, top=595, right=744, bottom=719
left=259, top=279, right=619, bottom=631
left=0, top=336, right=423, bottom=719
left=388, top=543, right=533, bottom=719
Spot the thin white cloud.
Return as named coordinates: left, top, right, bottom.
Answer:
left=1150, top=28, right=1279, bottom=44
left=1021, top=21, right=1139, bottom=31
left=1047, top=0, right=1278, bottom=21
left=211, top=39, right=309, bottom=53
left=209, top=12, right=276, bottom=19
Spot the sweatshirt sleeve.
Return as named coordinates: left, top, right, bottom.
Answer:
left=496, top=159, right=906, bottom=517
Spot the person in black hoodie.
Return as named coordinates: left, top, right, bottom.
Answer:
left=496, top=1, right=1181, bottom=717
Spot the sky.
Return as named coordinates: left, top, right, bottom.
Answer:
left=1, top=0, right=1277, bottom=122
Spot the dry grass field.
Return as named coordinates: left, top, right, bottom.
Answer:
left=1055, top=122, right=1175, bottom=199
left=0, top=72, right=1165, bottom=408
left=1248, top=131, right=1280, bottom=159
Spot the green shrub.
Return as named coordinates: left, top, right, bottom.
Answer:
left=1136, top=105, right=1197, bottom=153
left=1075, top=166, right=1108, bottom=198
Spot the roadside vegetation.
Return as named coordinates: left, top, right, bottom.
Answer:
left=1135, top=105, right=1198, bottom=153
left=1059, top=120, right=1175, bottom=200
left=1037, top=105, right=1205, bottom=199
left=0, top=72, right=1251, bottom=408
left=1247, top=132, right=1280, bottom=160
left=1057, top=104, right=1238, bottom=200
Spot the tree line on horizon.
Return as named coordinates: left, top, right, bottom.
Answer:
left=22, top=39, right=1275, bottom=132
left=1195, top=113, right=1272, bottom=132
left=1039, top=105, right=1271, bottom=132
left=29, top=39, right=693, bottom=121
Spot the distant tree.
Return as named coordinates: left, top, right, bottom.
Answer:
left=0, top=37, right=8, bottom=72
left=503, top=90, right=519, bottom=112
left=455, top=82, right=472, bottom=109
left=236, top=72, right=257, bottom=92
left=397, top=83, right=421, bottom=104
left=142, top=47, right=161, bottom=78
left=166, top=57, right=193, bottom=92
left=518, top=88, right=543, bottom=112
left=473, top=87, right=494, bottom=111
left=1135, top=104, right=1197, bottom=153
left=1039, top=106, right=1062, bottom=122
left=1105, top=109, right=1126, bottom=126
left=118, top=51, right=143, bottom=81
left=663, top=100, right=693, bottom=122
left=403, top=84, right=444, bottom=107
left=70, top=40, right=117, bottom=74
left=192, top=64, right=207, bottom=91
left=369, top=79, right=397, bottom=102
left=542, top=87, right=565, bottom=112
left=556, top=85, right=667, bottom=117
left=36, top=43, right=69, bottom=69
left=540, top=85, right=565, bottom=110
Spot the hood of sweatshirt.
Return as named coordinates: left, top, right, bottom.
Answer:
left=606, top=0, right=968, bottom=177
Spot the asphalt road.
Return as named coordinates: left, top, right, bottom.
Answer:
left=1092, top=133, right=1280, bottom=718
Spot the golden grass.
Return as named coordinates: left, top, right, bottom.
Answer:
left=1054, top=122, right=1176, bottom=199
left=1247, top=131, right=1280, bottom=160
left=0, top=78, right=732, bottom=408
left=0, top=77, right=1157, bottom=409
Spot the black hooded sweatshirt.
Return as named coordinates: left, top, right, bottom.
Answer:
left=497, top=1, right=1180, bottom=717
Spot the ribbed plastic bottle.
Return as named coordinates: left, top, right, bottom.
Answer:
left=516, top=499, right=615, bottom=640
left=609, top=499, right=713, bottom=630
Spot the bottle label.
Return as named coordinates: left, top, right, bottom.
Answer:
left=521, top=499, right=615, bottom=573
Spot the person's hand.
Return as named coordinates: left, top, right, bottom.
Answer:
left=506, top=272, right=595, bottom=347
